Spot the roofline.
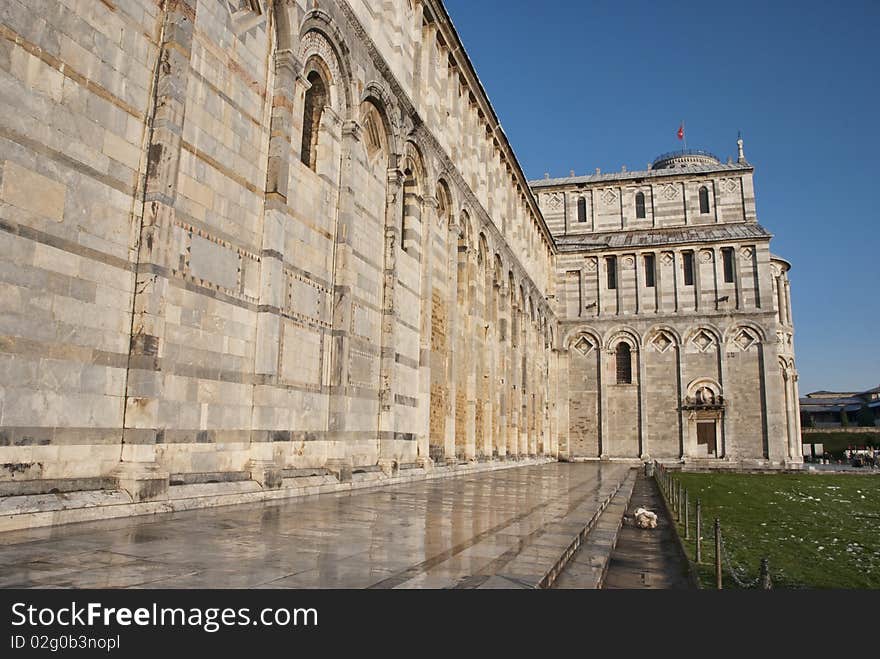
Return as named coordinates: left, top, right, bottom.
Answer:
left=529, top=162, right=754, bottom=189
left=555, top=222, right=774, bottom=253
left=428, top=0, right=557, bottom=254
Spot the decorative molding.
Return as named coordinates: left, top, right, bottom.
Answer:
left=691, top=330, right=715, bottom=353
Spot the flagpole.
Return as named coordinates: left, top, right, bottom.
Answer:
left=683, top=120, right=687, bottom=151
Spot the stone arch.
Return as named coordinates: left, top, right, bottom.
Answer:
left=606, top=328, right=640, bottom=391
left=402, top=141, right=426, bottom=193
left=477, top=232, right=489, bottom=269
left=644, top=324, right=683, bottom=346
left=298, top=11, right=353, bottom=112
left=361, top=81, right=401, bottom=160
left=298, top=28, right=349, bottom=117
left=360, top=100, right=390, bottom=167
left=401, top=141, right=426, bottom=253
left=684, top=324, right=723, bottom=353
left=686, top=376, right=722, bottom=399
left=644, top=324, right=682, bottom=352
left=724, top=321, right=767, bottom=347
left=493, top=253, right=504, bottom=288
left=458, top=208, right=473, bottom=247
left=563, top=326, right=602, bottom=351
left=294, top=26, right=349, bottom=176
left=604, top=327, right=641, bottom=352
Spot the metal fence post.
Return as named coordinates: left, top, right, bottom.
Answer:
left=695, top=499, right=702, bottom=564
left=760, top=558, right=772, bottom=590
left=684, top=489, right=689, bottom=540
left=714, top=518, right=722, bottom=590
left=676, top=481, right=681, bottom=521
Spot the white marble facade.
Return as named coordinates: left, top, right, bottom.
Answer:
left=0, top=1, right=799, bottom=530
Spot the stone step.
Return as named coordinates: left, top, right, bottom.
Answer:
left=0, top=457, right=555, bottom=533
left=552, top=471, right=638, bottom=589
left=471, top=468, right=637, bottom=589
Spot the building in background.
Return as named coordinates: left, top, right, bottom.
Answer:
left=533, top=145, right=801, bottom=466
left=800, top=387, right=880, bottom=428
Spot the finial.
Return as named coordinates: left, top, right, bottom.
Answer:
left=621, top=165, right=627, bottom=172
left=570, top=169, right=575, bottom=177
left=737, top=131, right=746, bottom=163
left=595, top=167, right=601, bottom=175
left=543, top=172, right=550, bottom=179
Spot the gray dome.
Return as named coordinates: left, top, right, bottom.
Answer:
left=652, top=149, right=721, bottom=170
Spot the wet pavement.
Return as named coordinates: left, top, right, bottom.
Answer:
left=602, top=472, right=693, bottom=589
left=0, top=463, right=630, bottom=589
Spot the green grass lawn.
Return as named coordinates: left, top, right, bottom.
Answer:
left=664, top=471, right=880, bottom=589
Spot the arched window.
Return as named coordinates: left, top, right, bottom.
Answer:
left=635, top=191, right=646, bottom=219
left=699, top=186, right=710, bottom=214
left=301, top=70, right=327, bottom=170
left=577, top=197, right=587, bottom=223
left=615, top=343, right=632, bottom=384
left=721, top=247, right=735, bottom=283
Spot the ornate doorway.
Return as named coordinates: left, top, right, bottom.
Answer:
left=683, top=380, right=724, bottom=459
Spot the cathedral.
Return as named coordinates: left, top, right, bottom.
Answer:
left=535, top=148, right=800, bottom=464
left=0, top=0, right=801, bottom=531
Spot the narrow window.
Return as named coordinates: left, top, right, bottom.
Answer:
left=606, top=256, right=617, bottom=290
left=722, top=247, right=735, bottom=283
left=683, top=251, right=695, bottom=286
left=300, top=70, right=327, bottom=170
left=699, top=186, right=710, bottom=214
left=635, top=191, right=646, bottom=219
left=577, top=197, right=587, bottom=223
left=616, top=343, right=632, bottom=385
left=644, top=253, right=656, bottom=288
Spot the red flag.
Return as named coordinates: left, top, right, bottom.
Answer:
left=677, top=123, right=685, bottom=141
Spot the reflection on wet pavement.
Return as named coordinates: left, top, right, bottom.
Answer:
left=0, top=463, right=629, bottom=589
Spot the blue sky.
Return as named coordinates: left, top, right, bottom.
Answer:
left=444, top=0, right=879, bottom=394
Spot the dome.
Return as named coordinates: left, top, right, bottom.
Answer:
left=651, top=149, right=721, bottom=170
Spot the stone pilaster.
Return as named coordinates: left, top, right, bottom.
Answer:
left=377, top=167, right=405, bottom=459
left=417, top=195, right=437, bottom=463
left=120, top=0, right=198, bottom=499
left=328, top=119, right=364, bottom=435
